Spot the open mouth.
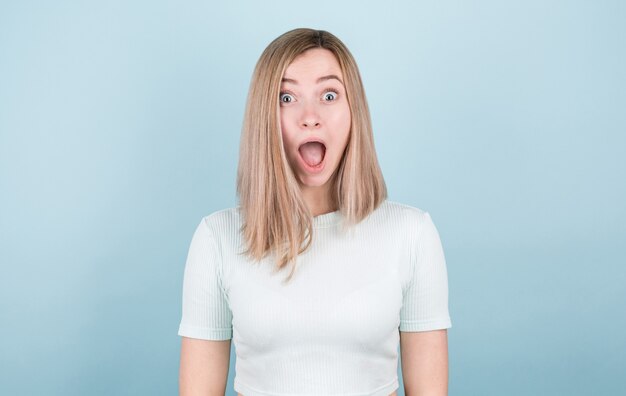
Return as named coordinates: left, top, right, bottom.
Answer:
left=298, top=141, right=326, bottom=169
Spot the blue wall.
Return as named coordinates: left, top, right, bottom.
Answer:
left=1, top=1, right=624, bottom=394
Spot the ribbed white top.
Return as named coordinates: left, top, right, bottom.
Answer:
left=178, top=199, right=451, bottom=395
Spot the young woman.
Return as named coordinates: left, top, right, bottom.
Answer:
left=178, top=28, right=451, bottom=396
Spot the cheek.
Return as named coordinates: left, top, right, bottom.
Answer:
left=279, top=111, right=294, bottom=143
left=333, top=105, right=352, bottom=139
left=324, top=104, right=351, bottom=129
left=338, top=109, right=352, bottom=150
left=341, top=111, right=351, bottom=133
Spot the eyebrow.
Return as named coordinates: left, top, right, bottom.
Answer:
left=281, top=74, right=344, bottom=85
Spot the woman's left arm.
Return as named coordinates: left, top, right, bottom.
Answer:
left=399, top=329, right=449, bottom=396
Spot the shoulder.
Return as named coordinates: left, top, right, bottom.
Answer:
left=372, top=200, right=443, bottom=247
left=198, top=206, right=242, bottom=236
left=376, top=199, right=431, bottom=226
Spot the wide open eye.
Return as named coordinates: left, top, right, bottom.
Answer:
left=280, top=93, right=294, bottom=103
left=323, top=91, right=338, bottom=101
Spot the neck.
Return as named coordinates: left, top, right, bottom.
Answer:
left=300, top=184, right=336, bottom=217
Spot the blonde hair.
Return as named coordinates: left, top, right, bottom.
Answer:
left=236, top=28, right=387, bottom=282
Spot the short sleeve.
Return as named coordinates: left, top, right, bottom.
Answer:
left=177, top=217, right=233, bottom=340
left=399, top=211, right=452, bottom=332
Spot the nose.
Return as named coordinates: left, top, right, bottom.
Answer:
left=300, top=103, right=321, bottom=129
left=302, top=119, right=320, bottom=128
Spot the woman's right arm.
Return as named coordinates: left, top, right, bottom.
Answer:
left=179, top=337, right=231, bottom=395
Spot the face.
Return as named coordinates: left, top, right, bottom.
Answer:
left=279, top=48, right=351, bottom=198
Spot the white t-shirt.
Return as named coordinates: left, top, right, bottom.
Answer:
left=178, top=199, right=451, bottom=396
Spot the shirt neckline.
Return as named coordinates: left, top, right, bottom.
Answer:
left=235, top=206, right=343, bottom=228
left=312, top=209, right=342, bottom=228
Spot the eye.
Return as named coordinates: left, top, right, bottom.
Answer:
left=279, top=93, right=294, bottom=103
left=323, top=91, right=338, bottom=101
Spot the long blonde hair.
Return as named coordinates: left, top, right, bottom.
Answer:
left=236, top=28, right=387, bottom=282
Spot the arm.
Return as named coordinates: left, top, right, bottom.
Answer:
left=179, top=336, right=231, bottom=396
left=400, top=329, right=448, bottom=396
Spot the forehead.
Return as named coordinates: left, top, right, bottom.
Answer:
left=282, top=48, right=343, bottom=82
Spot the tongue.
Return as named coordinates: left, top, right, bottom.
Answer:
left=299, top=142, right=325, bottom=167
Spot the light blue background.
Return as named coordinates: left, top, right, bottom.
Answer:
left=1, top=1, right=624, bottom=395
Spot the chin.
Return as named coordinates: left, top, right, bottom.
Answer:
left=297, top=171, right=333, bottom=187
left=298, top=177, right=330, bottom=188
